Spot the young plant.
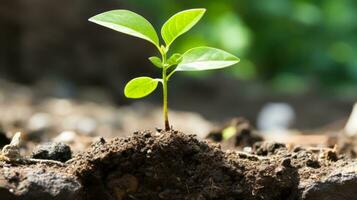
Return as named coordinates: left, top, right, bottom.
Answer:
left=89, top=8, right=240, bottom=131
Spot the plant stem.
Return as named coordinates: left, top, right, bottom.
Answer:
left=166, top=69, right=176, bottom=80
left=162, top=70, right=170, bottom=131
left=161, top=50, right=170, bottom=131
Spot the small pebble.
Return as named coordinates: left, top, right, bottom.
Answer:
left=243, top=147, right=252, bottom=153
left=293, top=146, right=303, bottom=152
left=77, top=117, right=97, bottom=135
left=27, top=113, right=52, bottom=131
left=31, top=142, right=72, bottom=162
left=275, top=166, right=285, bottom=176
left=54, top=131, right=77, bottom=143
left=281, top=158, right=292, bottom=168
left=91, top=137, right=106, bottom=148
left=306, top=159, right=320, bottom=168
left=0, top=131, right=10, bottom=148
left=326, top=150, right=338, bottom=162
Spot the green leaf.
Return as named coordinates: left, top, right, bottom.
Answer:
left=222, top=126, right=237, bottom=140
left=149, top=56, right=163, bottom=68
left=176, top=47, right=240, bottom=71
left=124, top=77, right=159, bottom=99
left=161, top=9, right=206, bottom=46
left=167, top=53, right=182, bottom=66
left=89, top=10, right=160, bottom=47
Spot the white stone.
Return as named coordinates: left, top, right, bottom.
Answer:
left=345, top=103, right=357, bottom=136
left=54, top=131, right=77, bottom=143
left=257, top=102, right=295, bottom=132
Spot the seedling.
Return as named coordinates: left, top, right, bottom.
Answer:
left=89, top=9, right=240, bottom=131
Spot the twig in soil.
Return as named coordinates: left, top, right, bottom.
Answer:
left=18, top=158, right=67, bottom=166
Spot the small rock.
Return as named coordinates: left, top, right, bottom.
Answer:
left=0, top=131, right=10, bottom=148
left=0, top=166, right=81, bottom=200
left=345, top=103, right=357, bottom=137
left=306, top=159, right=320, bottom=168
left=281, top=158, right=292, bottom=168
left=293, top=146, right=304, bottom=152
left=206, top=131, right=223, bottom=142
left=243, top=147, right=252, bottom=153
left=26, top=113, right=53, bottom=141
left=54, top=131, right=77, bottom=143
left=27, top=113, right=52, bottom=132
left=326, top=150, right=338, bottom=162
left=91, top=137, right=106, bottom=148
left=155, top=128, right=163, bottom=133
left=254, top=142, right=286, bottom=156
left=257, top=103, right=295, bottom=131
left=275, top=166, right=286, bottom=176
left=301, top=162, right=357, bottom=200
left=31, top=142, right=72, bottom=162
left=18, top=168, right=81, bottom=200
left=76, top=117, right=97, bottom=135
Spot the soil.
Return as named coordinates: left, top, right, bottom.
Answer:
left=70, top=129, right=295, bottom=200
left=206, top=117, right=263, bottom=150
left=0, top=163, right=81, bottom=200
left=336, top=134, right=357, bottom=158
left=1, top=130, right=356, bottom=200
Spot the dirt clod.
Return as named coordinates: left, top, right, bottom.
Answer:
left=281, top=158, right=292, bottom=168
left=326, top=150, right=338, bottom=162
left=301, top=162, right=357, bottom=200
left=254, top=141, right=286, bottom=156
left=0, top=165, right=81, bottom=200
left=0, top=131, right=10, bottom=149
left=306, top=159, right=320, bottom=168
left=31, top=142, right=72, bottom=162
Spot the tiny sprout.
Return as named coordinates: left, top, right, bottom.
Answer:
left=89, top=8, right=240, bottom=131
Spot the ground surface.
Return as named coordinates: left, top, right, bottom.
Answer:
left=0, top=80, right=356, bottom=199
left=1, top=130, right=356, bottom=200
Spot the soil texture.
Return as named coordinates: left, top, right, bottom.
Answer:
left=0, top=130, right=356, bottom=200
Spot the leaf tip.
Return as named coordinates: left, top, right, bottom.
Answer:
left=193, top=8, right=206, bottom=17
left=233, top=56, right=241, bottom=63
left=197, top=8, right=207, bottom=13
left=88, top=17, right=95, bottom=23
left=190, top=8, right=206, bottom=17
left=227, top=55, right=240, bottom=67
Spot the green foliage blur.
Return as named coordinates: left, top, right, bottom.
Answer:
left=127, top=0, right=357, bottom=97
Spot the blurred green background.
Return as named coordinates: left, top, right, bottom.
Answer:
left=127, top=0, right=357, bottom=97
left=0, top=0, right=356, bottom=128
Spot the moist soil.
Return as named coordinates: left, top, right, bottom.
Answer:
left=1, top=130, right=357, bottom=200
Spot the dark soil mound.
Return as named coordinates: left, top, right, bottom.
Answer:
left=69, top=130, right=299, bottom=200
left=1, top=130, right=356, bottom=200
